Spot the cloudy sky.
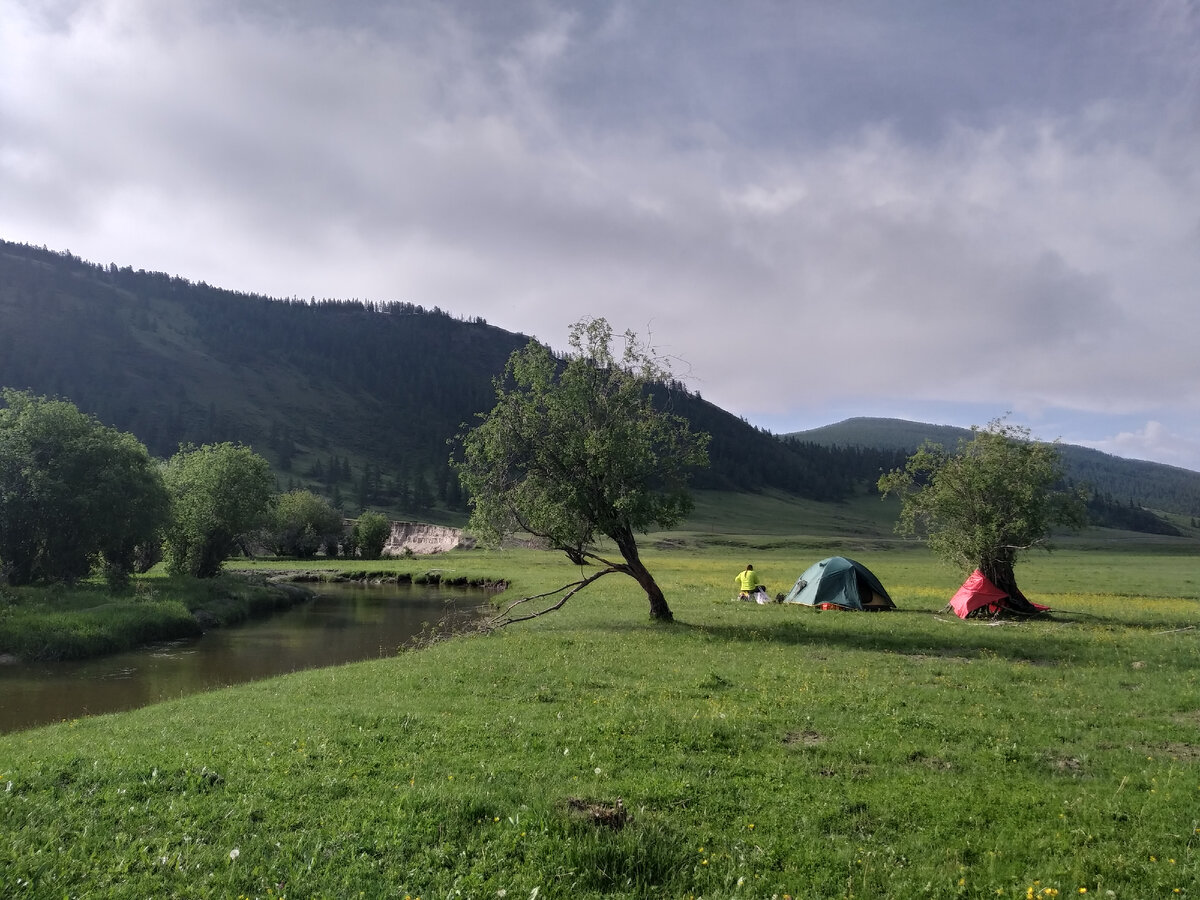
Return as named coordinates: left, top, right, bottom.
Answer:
left=3, top=1, right=1199, bottom=471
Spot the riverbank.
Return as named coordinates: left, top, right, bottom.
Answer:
left=0, top=567, right=509, bottom=664
left=1, top=579, right=494, bottom=734
left=272, top=567, right=508, bottom=590
left=2, top=544, right=1197, bottom=897
left=0, top=574, right=313, bottom=663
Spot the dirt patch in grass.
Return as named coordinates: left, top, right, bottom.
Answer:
left=1154, top=741, right=1200, bottom=761
left=784, top=729, right=824, bottom=747
left=903, top=652, right=974, bottom=665
left=563, top=797, right=629, bottom=830
left=908, top=750, right=954, bottom=771
left=1173, top=709, right=1200, bottom=728
left=1049, top=755, right=1085, bottom=774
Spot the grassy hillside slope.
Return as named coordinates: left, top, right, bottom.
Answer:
left=679, top=488, right=1200, bottom=554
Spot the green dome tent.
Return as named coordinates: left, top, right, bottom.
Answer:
left=783, top=556, right=895, bottom=610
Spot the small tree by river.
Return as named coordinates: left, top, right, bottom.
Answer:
left=352, top=511, right=391, bottom=560
left=266, top=489, right=344, bottom=558
left=163, top=442, right=275, bottom=578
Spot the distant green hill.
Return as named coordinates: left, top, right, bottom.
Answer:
left=788, top=416, right=973, bottom=452
left=787, top=416, right=1200, bottom=520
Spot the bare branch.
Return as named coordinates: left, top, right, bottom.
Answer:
left=577, top=546, right=626, bottom=571
left=487, top=566, right=620, bottom=628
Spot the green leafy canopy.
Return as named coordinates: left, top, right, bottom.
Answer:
left=458, top=318, right=709, bottom=551
left=878, top=417, right=1087, bottom=591
left=0, top=389, right=169, bottom=588
left=353, top=511, right=391, bottom=560
left=454, top=317, right=710, bottom=621
left=162, top=442, right=275, bottom=578
left=266, top=489, right=344, bottom=559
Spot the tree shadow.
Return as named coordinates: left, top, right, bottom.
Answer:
left=597, top=607, right=1200, bottom=669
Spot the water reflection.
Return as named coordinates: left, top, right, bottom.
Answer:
left=0, top=581, right=489, bottom=733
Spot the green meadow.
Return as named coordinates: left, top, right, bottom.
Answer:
left=2, top=521, right=1198, bottom=898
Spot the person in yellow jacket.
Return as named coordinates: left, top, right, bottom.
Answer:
left=734, top=564, right=761, bottom=600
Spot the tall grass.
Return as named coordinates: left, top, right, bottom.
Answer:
left=1, top=544, right=1197, bottom=897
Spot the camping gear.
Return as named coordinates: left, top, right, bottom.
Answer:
left=734, top=586, right=772, bottom=604
left=783, top=557, right=895, bottom=610
left=949, top=570, right=1049, bottom=619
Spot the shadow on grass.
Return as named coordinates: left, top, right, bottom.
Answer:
left=583, top=607, right=1200, bottom=669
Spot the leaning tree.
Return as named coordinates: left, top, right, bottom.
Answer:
left=455, top=317, right=710, bottom=624
left=877, top=418, right=1087, bottom=613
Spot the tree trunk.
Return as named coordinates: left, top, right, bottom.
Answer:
left=981, top=558, right=1041, bottom=616
left=611, top=526, right=674, bottom=621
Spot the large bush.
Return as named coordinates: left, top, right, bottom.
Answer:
left=266, top=490, right=344, bottom=558
left=162, top=443, right=275, bottom=578
left=0, top=390, right=169, bottom=588
left=352, top=511, right=392, bottom=560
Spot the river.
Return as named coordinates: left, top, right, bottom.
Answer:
left=0, top=581, right=490, bottom=734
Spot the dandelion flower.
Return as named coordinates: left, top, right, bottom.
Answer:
left=229, top=848, right=240, bottom=861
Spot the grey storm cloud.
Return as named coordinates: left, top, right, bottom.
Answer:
left=2, top=0, right=1199, bottom=469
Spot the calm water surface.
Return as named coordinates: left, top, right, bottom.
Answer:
left=0, top=581, right=489, bottom=733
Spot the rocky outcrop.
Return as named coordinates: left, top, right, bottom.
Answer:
left=382, top=522, right=474, bottom=556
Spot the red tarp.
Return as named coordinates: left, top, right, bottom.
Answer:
left=949, top=569, right=1050, bottom=619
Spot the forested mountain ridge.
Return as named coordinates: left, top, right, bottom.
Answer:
left=0, top=240, right=896, bottom=522
left=0, top=241, right=529, bottom=516
left=789, top=416, right=1200, bottom=520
